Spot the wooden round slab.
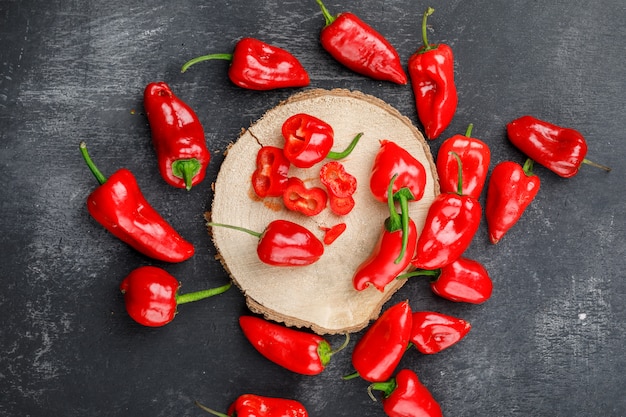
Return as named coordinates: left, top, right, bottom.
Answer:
left=209, top=88, right=439, bottom=335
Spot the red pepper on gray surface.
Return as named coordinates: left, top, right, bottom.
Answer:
left=410, top=311, right=471, bottom=354
left=196, top=394, right=309, bottom=417
left=368, top=369, right=443, bottom=417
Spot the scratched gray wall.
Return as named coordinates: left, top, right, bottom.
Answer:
left=1, top=0, right=626, bottom=416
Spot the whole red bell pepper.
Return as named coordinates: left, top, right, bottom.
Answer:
left=251, top=146, right=290, bottom=198
left=120, top=266, right=231, bottom=327
left=353, top=176, right=418, bottom=292
left=436, top=123, right=491, bottom=199
left=79, top=142, right=195, bottom=263
left=239, top=316, right=348, bottom=375
left=410, top=311, right=471, bottom=354
left=181, top=37, right=310, bottom=90
left=315, top=0, right=407, bottom=84
left=350, top=300, right=412, bottom=382
left=408, top=7, right=458, bottom=140
left=507, top=115, right=611, bottom=178
left=412, top=153, right=482, bottom=270
left=143, top=82, right=210, bottom=191
left=485, top=158, right=541, bottom=244
left=196, top=394, right=309, bottom=417
left=368, top=369, right=443, bottom=417
left=207, top=219, right=324, bottom=266
left=282, top=177, right=328, bottom=216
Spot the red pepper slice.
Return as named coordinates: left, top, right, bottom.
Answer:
left=436, top=124, right=491, bottom=199
left=79, top=142, right=195, bottom=263
left=315, top=0, right=407, bottom=84
left=207, top=219, right=324, bottom=266
left=412, top=153, right=482, bottom=270
left=120, top=266, right=231, bottom=327
left=319, top=161, right=357, bottom=198
left=410, top=311, right=471, bottom=354
left=282, top=113, right=335, bottom=168
left=239, top=316, right=348, bottom=375
left=282, top=177, right=328, bottom=216
left=369, top=140, right=426, bottom=203
left=350, top=300, right=412, bottom=382
left=196, top=394, right=309, bottom=417
left=327, top=193, right=355, bottom=216
left=368, top=369, right=443, bottom=417
left=506, top=115, right=611, bottom=178
left=320, top=223, right=347, bottom=245
left=485, top=159, right=541, bottom=244
left=408, top=8, right=458, bottom=140
left=181, top=37, right=310, bottom=90
left=251, top=146, right=290, bottom=198
left=143, top=82, right=210, bottom=191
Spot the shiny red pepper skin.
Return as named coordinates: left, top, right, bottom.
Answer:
left=239, top=316, right=333, bottom=375
left=315, top=0, right=407, bottom=84
left=436, top=124, right=491, bottom=199
left=430, top=257, right=493, bottom=304
left=144, top=82, right=210, bottom=191
left=182, top=37, right=310, bottom=91
left=410, top=311, right=471, bottom=354
left=486, top=159, right=540, bottom=244
left=507, top=115, right=588, bottom=178
left=251, top=146, right=290, bottom=198
left=408, top=8, right=458, bottom=140
left=352, top=300, right=412, bottom=382
left=282, top=113, right=334, bottom=168
left=196, top=394, right=309, bottom=417
left=80, top=142, right=194, bottom=263
left=370, top=140, right=427, bottom=203
left=369, top=369, right=443, bottom=417
left=282, top=177, right=328, bottom=216
left=320, top=222, right=347, bottom=245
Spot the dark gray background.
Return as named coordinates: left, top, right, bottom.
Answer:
left=1, top=0, right=625, bottom=416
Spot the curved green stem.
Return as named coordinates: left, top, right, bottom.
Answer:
left=326, top=133, right=363, bottom=160
left=172, top=158, right=202, bottom=191
left=176, top=282, right=231, bottom=305
left=342, top=371, right=360, bottom=381
left=315, top=0, right=336, bottom=26
left=582, top=158, right=611, bottom=172
left=449, top=151, right=464, bottom=195
left=393, top=188, right=414, bottom=264
left=522, top=158, right=535, bottom=176
left=195, top=401, right=229, bottom=417
left=79, top=142, right=107, bottom=185
left=396, top=268, right=440, bottom=281
left=465, top=123, right=474, bottom=137
left=181, top=53, right=233, bottom=73
left=368, top=378, right=397, bottom=401
left=385, top=175, right=402, bottom=233
left=420, top=7, right=436, bottom=53
left=331, top=333, right=351, bottom=355
left=207, top=222, right=262, bottom=238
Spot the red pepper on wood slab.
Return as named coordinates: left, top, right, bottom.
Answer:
left=410, top=311, right=471, bottom=354
left=368, top=369, right=443, bottom=417
left=251, top=146, right=290, bottom=198
left=207, top=219, right=324, bottom=266
left=320, top=161, right=358, bottom=216
left=144, top=82, right=210, bottom=191
left=196, top=394, right=309, bottom=417
left=408, top=7, right=458, bottom=140
left=348, top=300, right=412, bottom=382
left=315, top=0, right=408, bottom=84
left=120, top=266, right=231, bottom=327
left=320, top=222, right=347, bottom=245
left=437, top=123, right=491, bottom=199
left=79, top=142, right=195, bottom=263
left=282, top=177, right=328, bottom=216
left=507, top=115, right=611, bottom=178
left=486, top=158, right=540, bottom=244
left=181, top=37, right=310, bottom=90
left=239, top=315, right=349, bottom=375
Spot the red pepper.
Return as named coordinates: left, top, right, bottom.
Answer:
left=143, top=82, right=210, bottom=191
left=485, top=159, right=541, bottom=244
left=327, top=193, right=355, bottom=216
left=251, top=146, right=290, bottom=198
left=436, top=123, right=491, bottom=199
left=79, top=142, right=195, bottom=263
left=181, top=37, right=310, bottom=90
left=239, top=316, right=348, bottom=375
left=430, top=257, right=493, bottom=304
left=207, top=219, right=324, bottom=266
left=350, top=300, right=412, bottom=382
left=320, top=223, right=347, bottom=245
left=320, top=161, right=357, bottom=216
left=196, top=394, right=309, bottom=417
left=506, top=115, right=611, bottom=178
left=353, top=176, right=418, bottom=292
left=368, top=369, right=443, bottom=417
left=412, top=153, right=482, bottom=270
left=119, top=266, right=231, bottom=327
left=408, top=8, right=458, bottom=140
left=410, top=311, right=471, bottom=354
left=315, top=0, right=407, bottom=84
left=282, top=177, right=328, bottom=216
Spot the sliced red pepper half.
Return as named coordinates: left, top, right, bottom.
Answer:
left=282, top=177, right=328, bottom=216
left=320, top=161, right=357, bottom=198
left=328, top=193, right=355, bottom=216
left=251, top=145, right=290, bottom=198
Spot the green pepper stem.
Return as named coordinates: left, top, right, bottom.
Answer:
left=342, top=371, right=361, bottom=381
left=386, top=175, right=402, bottom=233
left=79, top=142, right=107, bottom=185
left=331, top=333, right=351, bottom=355
left=393, top=189, right=414, bottom=264
left=326, top=133, right=363, bottom=160
left=181, top=53, right=233, bottom=73
left=172, top=158, right=202, bottom=191
left=195, top=401, right=229, bottom=417
left=396, top=268, right=440, bottom=281
left=315, top=0, right=336, bottom=26
left=207, top=222, right=263, bottom=238
left=176, top=282, right=231, bottom=305
left=368, top=378, right=397, bottom=401
left=582, top=158, right=612, bottom=172
left=420, top=7, right=436, bottom=53
left=522, top=158, right=535, bottom=176
left=449, top=151, right=464, bottom=195
left=465, top=123, right=474, bottom=137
